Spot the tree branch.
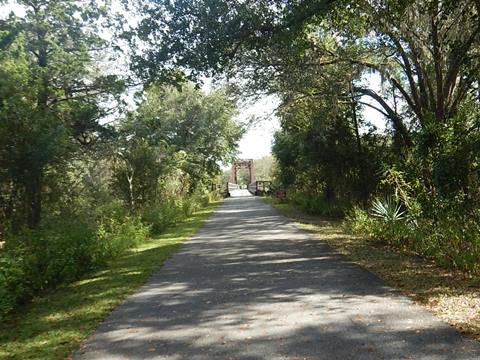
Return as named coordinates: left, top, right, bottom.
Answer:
left=355, top=86, right=412, bottom=148
left=388, top=34, right=422, bottom=117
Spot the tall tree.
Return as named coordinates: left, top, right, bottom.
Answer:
left=113, top=84, right=244, bottom=210
left=0, top=0, right=124, bottom=228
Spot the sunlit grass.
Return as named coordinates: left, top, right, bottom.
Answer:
left=0, top=202, right=220, bottom=360
left=264, top=196, right=480, bottom=341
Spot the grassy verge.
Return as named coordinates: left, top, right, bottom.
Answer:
left=264, top=197, right=480, bottom=341
left=0, top=201, right=220, bottom=360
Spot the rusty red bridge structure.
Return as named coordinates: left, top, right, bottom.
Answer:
left=226, top=159, right=272, bottom=197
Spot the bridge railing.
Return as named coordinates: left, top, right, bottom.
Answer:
left=223, top=181, right=274, bottom=197
left=208, top=182, right=232, bottom=197
left=254, top=181, right=273, bottom=196
left=247, top=182, right=257, bottom=195
left=226, top=182, right=240, bottom=196
left=244, top=181, right=274, bottom=196
left=227, top=182, right=239, bottom=191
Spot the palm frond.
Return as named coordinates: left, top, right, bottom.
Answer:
left=371, top=197, right=405, bottom=222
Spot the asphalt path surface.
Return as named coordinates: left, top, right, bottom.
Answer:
left=75, top=194, right=480, bottom=359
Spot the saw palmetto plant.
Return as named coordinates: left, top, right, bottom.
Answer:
left=371, top=197, right=406, bottom=223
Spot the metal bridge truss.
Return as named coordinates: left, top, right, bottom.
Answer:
left=211, top=159, right=274, bottom=197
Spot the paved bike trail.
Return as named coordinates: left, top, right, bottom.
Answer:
left=75, top=195, right=480, bottom=359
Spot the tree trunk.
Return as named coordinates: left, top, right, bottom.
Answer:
left=349, top=82, right=362, bottom=155
left=25, top=172, right=42, bottom=228
left=127, top=171, right=135, bottom=213
left=23, top=23, right=50, bottom=228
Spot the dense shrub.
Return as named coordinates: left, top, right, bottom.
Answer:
left=0, top=248, right=30, bottom=316
left=346, top=206, right=415, bottom=246
left=0, top=192, right=213, bottom=320
left=0, top=218, right=98, bottom=318
left=195, top=190, right=211, bottom=208
left=142, top=190, right=211, bottom=235
left=288, top=191, right=346, bottom=218
left=142, top=202, right=183, bottom=234
left=423, top=200, right=480, bottom=271
left=96, top=215, right=150, bottom=258
left=346, top=198, right=480, bottom=272
left=181, top=198, right=198, bottom=217
left=344, top=206, right=376, bottom=235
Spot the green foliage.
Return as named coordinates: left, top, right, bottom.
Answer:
left=421, top=199, right=480, bottom=271
left=371, top=198, right=405, bottom=223
left=0, top=0, right=124, bottom=229
left=0, top=248, right=30, bottom=316
left=347, top=206, right=415, bottom=247
left=344, top=206, right=375, bottom=235
left=347, top=195, right=480, bottom=272
left=0, top=73, right=234, bottom=319
left=0, top=4, right=240, bottom=319
left=253, top=155, right=277, bottom=181
left=132, top=0, right=336, bottom=83
left=134, top=0, right=480, bottom=274
left=111, top=138, right=166, bottom=212
left=95, top=213, right=150, bottom=259
left=0, top=218, right=98, bottom=319
left=272, top=82, right=384, bottom=211
left=113, top=84, right=243, bottom=210
left=0, top=189, right=213, bottom=320
left=142, top=189, right=210, bottom=235
left=0, top=202, right=219, bottom=360
left=142, top=202, right=183, bottom=235
left=288, top=191, right=345, bottom=217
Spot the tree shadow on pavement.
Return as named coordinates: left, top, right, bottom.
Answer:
left=74, top=197, right=480, bottom=360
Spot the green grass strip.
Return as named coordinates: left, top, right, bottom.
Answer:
left=0, top=201, right=220, bottom=360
